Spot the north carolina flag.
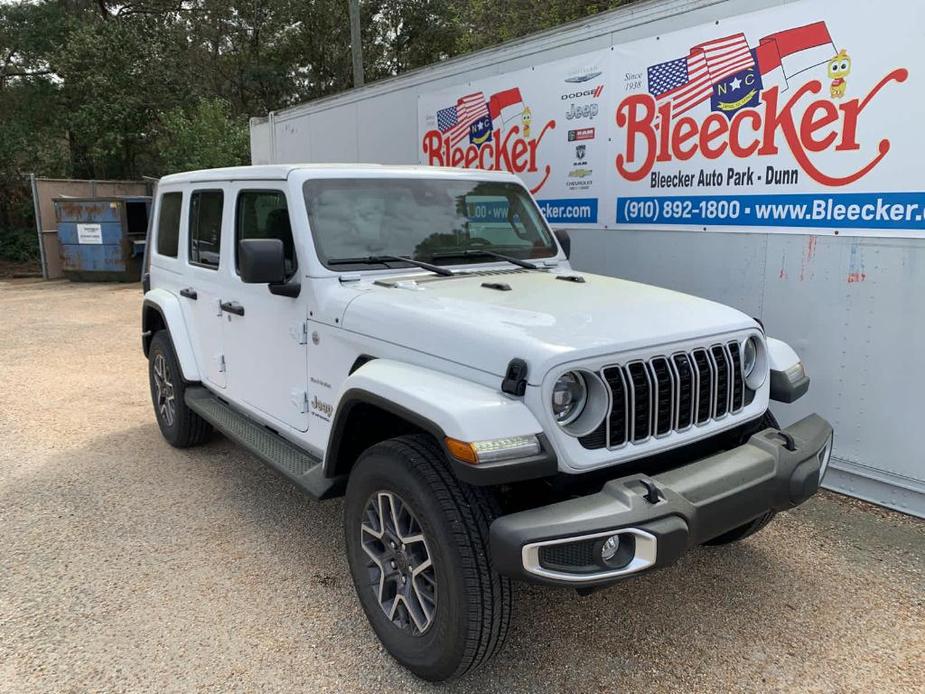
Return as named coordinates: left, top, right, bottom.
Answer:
left=755, top=21, right=837, bottom=91
left=489, top=88, right=524, bottom=127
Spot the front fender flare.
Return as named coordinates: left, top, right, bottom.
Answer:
left=142, top=289, right=200, bottom=382
left=327, top=359, right=555, bottom=484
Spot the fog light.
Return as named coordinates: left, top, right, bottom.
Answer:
left=601, top=535, right=620, bottom=561
left=596, top=532, right=636, bottom=569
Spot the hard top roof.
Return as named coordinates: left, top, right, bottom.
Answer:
left=158, top=164, right=522, bottom=185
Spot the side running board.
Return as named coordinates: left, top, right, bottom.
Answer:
left=185, top=386, right=344, bottom=500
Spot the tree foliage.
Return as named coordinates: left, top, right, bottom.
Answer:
left=0, top=0, right=633, bottom=262
left=156, top=97, right=250, bottom=172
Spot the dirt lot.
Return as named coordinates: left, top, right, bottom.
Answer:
left=1, top=279, right=922, bottom=693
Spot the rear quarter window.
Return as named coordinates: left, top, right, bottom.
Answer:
left=188, top=190, right=224, bottom=269
left=156, top=192, right=182, bottom=258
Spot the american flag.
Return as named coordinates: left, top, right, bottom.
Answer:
left=436, top=92, right=490, bottom=146
left=647, top=33, right=755, bottom=115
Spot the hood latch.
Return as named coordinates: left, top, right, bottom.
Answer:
left=501, top=358, right=528, bottom=396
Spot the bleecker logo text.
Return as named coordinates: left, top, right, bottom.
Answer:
left=615, top=71, right=908, bottom=187
left=422, top=121, right=556, bottom=193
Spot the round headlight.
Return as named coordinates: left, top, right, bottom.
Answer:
left=743, top=336, right=759, bottom=378
left=552, top=371, right=587, bottom=425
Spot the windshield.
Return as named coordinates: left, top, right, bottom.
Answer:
left=303, top=178, right=558, bottom=269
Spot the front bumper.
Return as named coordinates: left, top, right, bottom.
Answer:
left=490, top=414, right=833, bottom=586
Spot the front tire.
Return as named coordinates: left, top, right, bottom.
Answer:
left=148, top=330, right=212, bottom=448
left=344, top=434, right=511, bottom=681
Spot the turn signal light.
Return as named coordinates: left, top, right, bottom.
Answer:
left=444, top=435, right=541, bottom=465
left=445, top=438, right=478, bottom=465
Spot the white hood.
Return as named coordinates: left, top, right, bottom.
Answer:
left=341, top=269, right=756, bottom=383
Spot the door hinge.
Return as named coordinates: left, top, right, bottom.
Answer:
left=291, top=389, right=309, bottom=413
left=290, top=320, right=309, bottom=345
left=217, top=354, right=226, bottom=373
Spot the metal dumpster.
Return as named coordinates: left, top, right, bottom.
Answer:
left=54, top=196, right=151, bottom=282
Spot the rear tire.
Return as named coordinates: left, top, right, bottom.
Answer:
left=705, top=410, right=779, bottom=545
left=344, top=434, right=511, bottom=681
left=148, top=330, right=212, bottom=448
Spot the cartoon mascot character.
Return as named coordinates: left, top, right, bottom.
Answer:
left=521, top=106, right=532, bottom=139
left=828, top=49, right=851, bottom=99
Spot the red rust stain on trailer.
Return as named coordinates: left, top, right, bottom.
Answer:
left=847, top=272, right=867, bottom=283
left=799, top=236, right=818, bottom=282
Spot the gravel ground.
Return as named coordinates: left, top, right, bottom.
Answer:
left=1, top=279, right=922, bottom=693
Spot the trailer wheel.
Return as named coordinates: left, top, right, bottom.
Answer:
left=344, top=434, right=511, bottom=681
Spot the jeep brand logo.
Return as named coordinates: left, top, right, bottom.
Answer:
left=561, top=85, right=604, bottom=101
left=566, top=103, right=599, bottom=120
left=568, top=127, right=595, bottom=141
left=310, top=395, right=333, bottom=418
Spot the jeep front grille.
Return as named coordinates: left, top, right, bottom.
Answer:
left=579, top=340, right=752, bottom=450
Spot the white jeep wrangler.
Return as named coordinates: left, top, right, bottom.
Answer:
left=142, top=164, right=833, bottom=681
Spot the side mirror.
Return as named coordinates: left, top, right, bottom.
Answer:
left=239, top=238, right=285, bottom=284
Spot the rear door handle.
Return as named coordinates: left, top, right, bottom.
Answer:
left=180, top=287, right=197, bottom=300
left=220, top=300, right=245, bottom=316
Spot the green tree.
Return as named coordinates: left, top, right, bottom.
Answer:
left=53, top=13, right=199, bottom=178
left=365, top=1, right=461, bottom=78
left=0, top=0, right=643, bottom=265
left=453, top=0, right=630, bottom=53
left=156, top=97, right=250, bottom=174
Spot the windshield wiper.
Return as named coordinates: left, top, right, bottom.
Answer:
left=327, top=255, right=454, bottom=277
left=429, top=249, right=541, bottom=270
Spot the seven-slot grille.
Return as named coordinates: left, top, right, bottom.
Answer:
left=579, top=339, right=752, bottom=450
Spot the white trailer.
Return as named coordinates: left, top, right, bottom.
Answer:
left=250, top=0, right=924, bottom=517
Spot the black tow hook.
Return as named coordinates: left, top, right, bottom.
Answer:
left=774, top=430, right=797, bottom=452
left=639, top=479, right=662, bottom=504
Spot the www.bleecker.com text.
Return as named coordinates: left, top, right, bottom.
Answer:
left=651, top=165, right=799, bottom=189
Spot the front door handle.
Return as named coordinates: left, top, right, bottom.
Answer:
left=180, top=287, right=198, bottom=300
left=220, top=300, right=245, bottom=316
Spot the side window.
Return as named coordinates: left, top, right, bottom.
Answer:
left=236, top=190, right=297, bottom=277
left=189, top=190, right=224, bottom=269
left=156, top=192, right=182, bottom=258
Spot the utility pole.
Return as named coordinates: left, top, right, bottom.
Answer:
left=348, top=0, right=365, bottom=87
